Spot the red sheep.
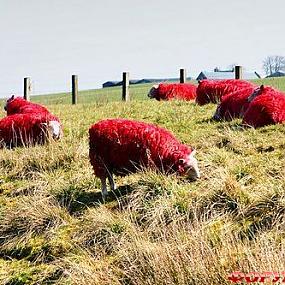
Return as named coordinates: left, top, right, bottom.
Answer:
left=242, top=85, right=285, bottom=128
left=196, top=79, right=255, bottom=105
left=4, top=95, right=50, bottom=115
left=148, top=83, right=197, bottom=101
left=89, top=119, right=200, bottom=197
left=0, top=113, right=62, bottom=148
left=213, top=86, right=256, bottom=121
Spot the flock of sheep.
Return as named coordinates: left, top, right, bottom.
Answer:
left=0, top=79, right=284, bottom=197
left=149, top=79, right=285, bottom=128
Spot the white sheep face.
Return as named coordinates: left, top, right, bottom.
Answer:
left=48, top=121, right=62, bottom=140
left=179, top=150, right=200, bottom=180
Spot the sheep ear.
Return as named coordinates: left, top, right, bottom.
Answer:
left=260, top=85, right=264, bottom=90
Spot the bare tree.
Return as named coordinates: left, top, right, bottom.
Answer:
left=263, top=55, right=285, bottom=75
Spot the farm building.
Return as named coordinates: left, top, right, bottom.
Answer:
left=103, top=80, right=140, bottom=88
left=102, top=77, right=192, bottom=88
left=196, top=68, right=261, bottom=80
left=266, top=71, right=285, bottom=78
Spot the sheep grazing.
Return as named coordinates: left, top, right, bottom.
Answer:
left=0, top=113, right=62, bottom=148
left=89, top=118, right=200, bottom=197
left=242, top=85, right=285, bottom=128
left=148, top=83, right=197, bottom=101
left=213, top=86, right=256, bottom=121
left=4, top=95, right=49, bottom=115
left=2, top=95, right=63, bottom=145
left=196, top=79, right=255, bottom=105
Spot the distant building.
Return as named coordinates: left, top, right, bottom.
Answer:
left=102, top=77, right=192, bottom=88
left=266, top=71, right=285, bottom=78
left=102, top=81, right=120, bottom=88
left=196, top=68, right=261, bottom=81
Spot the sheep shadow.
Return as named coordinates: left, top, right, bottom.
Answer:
left=57, top=184, right=134, bottom=215
left=107, top=184, right=134, bottom=201
left=216, top=122, right=249, bottom=132
left=196, top=117, right=217, bottom=124
left=196, top=116, right=251, bottom=132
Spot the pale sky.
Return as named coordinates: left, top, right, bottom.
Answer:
left=0, top=0, right=284, bottom=97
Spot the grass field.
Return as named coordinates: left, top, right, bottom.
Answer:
left=0, top=77, right=285, bottom=284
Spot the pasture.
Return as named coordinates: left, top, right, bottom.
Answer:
left=0, top=77, right=285, bottom=284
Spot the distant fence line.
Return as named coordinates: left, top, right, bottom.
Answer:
left=22, top=66, right=243, bottom=104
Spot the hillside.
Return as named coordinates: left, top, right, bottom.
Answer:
left=0, top=78, right=285, bottom=284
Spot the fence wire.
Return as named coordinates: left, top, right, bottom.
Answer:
left=1, top=77, right=285, bottom=107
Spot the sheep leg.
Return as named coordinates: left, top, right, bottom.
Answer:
left=107, top=173, right=116, bottom=191
left=100, top=177, right=108, bottom=199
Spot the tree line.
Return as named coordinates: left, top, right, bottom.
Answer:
left=263, top=55, right=285, bottom=76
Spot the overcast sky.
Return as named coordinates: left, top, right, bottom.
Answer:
left=0, top=0, right=284, bottom=97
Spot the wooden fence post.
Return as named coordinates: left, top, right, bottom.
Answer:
left=24, top=77, right=31, bottom=101
left=72, top=75, right=78, bottom=105
left=180, top=68, right=186, bottom=83
left=235, top=66, right=242, bottom=79
left=122, top=72, right=130, bottom=101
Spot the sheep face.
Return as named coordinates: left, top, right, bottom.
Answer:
left=4, top=95, right=15, bottom=111
left=247, top=86, right=263, bottom=102
left=179, top=150, right=200, bottom=180
left=41, top=120, right=62, bottom=140
left=48, top=121, right=62, bottom=140
left=213, top=104, right=222, bottom=121
left=148, top=85, right=159, bottom=99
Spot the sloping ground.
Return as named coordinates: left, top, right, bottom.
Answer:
left=0, top=78, right=285, bottom=284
